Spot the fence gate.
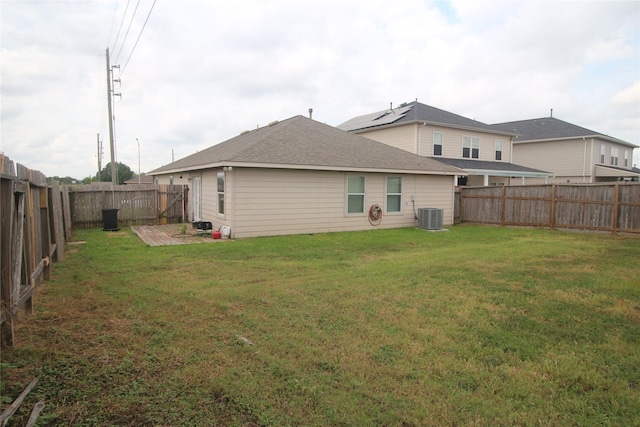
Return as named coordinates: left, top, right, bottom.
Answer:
left=69, top=184, right=188, bottom=229
left=157, top=184, right=186, bottom=224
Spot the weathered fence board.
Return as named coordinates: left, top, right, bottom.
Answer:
left=458, top=183, right=640, bottom=234
left=1, top=154, right=67, bottom=347
left=68, top=184, right=187, bottom=229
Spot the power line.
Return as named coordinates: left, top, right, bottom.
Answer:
left=111, top=0, right=131, bottom=53
left=106, top=1, right=120, bottom=49
left=114, top=0, right=141, bottom=63
left=121, top=0, right=157, bottom=76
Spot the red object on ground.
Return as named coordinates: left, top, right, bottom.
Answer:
left=212, top=230, right=222, bottom=239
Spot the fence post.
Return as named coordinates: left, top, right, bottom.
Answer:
left=500, top=185, right=507, bottom=225
left=550, top=184, right=557, bottom=231
left=459, top=188, right=464, bottom=223
left=612, top=183, right=620, bottom=235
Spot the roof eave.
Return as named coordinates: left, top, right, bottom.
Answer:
left=463, top=168, right=553, bottom=178
left=350, top=119, right=516, bottom=137
left=514, top=134, right=638, bottom=148
left=149, top=161, right=466, bottom=176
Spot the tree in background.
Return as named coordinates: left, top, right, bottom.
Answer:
left=97, top=162, right=135, bottom=185
left=47, top=176, right=79, bottom=185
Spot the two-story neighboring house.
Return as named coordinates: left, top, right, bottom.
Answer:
left=338, top=101, right=552, bottom=186
left=491, top=117, right=640, bottom=184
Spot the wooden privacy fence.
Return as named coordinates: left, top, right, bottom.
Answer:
left=1, top=154, right=71, bottom=346
left=69, top=183, right=188, bottom=229
left=458, top=183, right=640, bottom=235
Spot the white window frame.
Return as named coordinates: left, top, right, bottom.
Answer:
left=495, top=140, right=503, bottom=161
left=610, top=147, right=619, bottom=166
left=433, top=132, right=443, bottom=156
left=624, top=150, right=629, bottom=168
left=385, top=176, right=402, bottom=214
left=346, top=175, right=365, bottom=215
left=217, top=171, right=225, bottom=216
left=600, top=144, right=606, bottom=164
left=463, top=136, right=479, bottom=159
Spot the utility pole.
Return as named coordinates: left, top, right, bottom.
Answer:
left=106, top=47, right=117, bottom=185
left=97, top=133, right=103, bottom=181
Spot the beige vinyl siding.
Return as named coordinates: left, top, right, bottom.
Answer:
left=594, top=138, right=634, bottom=170
left=513, top=138, right=593, bottom=182
left=231, top=168, right=454, bottom=239
left=417, top=125, right=512, bottom=160
left=358, top=125, right=418, bottom=154
left=359, top=124, right=512, bottom=162
left=430, top=127, right=511, bottom=161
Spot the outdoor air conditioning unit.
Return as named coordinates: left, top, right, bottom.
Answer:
left=418, top=208, right=444, bottom=231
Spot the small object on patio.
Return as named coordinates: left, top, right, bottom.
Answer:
left=212, top=229, right=221, bottom=239
left=192, top=221, right=212, bottom=231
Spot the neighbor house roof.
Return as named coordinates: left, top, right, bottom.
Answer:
left=491, top=117, right=637, bottom=147
left=337, top=101, right=514, bottom=136
left=432, top=158, right=551, bottom=178
left=148, top=115, right=464, bottom=176
left=125, top=175, right=154, bottom=185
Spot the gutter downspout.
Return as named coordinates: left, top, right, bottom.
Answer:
left=416, top=122, right=427, bottom=155
left=589, top=138, right=594, bottom=183
left=509, top=136, right=515, bottom=185
left=582, top=136, right=587, bottom=183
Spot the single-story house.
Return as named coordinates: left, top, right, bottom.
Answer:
left=147, top=115, right=464, bottom=239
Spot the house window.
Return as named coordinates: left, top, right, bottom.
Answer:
left=624, top=150, right=629, bottom=168
left=347, top=176, right=365, bottom=214
left=433, top=132, right=443, bottom=156
left=610, top=147, right=619, bottom=166
left=463, top=136, right=479, bottom=158
left=600, top=145, right=606, bottom=164
left=217, top=171, right=225, bottom=215
left=495, top=140, right=503, bottom=161
left=386, top=176, right=402, bottom=213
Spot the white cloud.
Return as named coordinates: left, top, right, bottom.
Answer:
left=1, top=0, right=638, bottom=178
left=612, top=81, right=640, bottom=106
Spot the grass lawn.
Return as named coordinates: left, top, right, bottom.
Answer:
left=2, top=224, right=639, bottom=426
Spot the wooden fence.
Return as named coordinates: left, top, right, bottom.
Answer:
left=1, top=154, right=71, bottom=346
left=457, top=183, right=640, bottom=234
left=68, top=183, right=188, bottom=229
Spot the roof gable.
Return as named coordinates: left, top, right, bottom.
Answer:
left=148, top=115, right=462, bottom=175
left=491, top=117, right=636, bottom=147
left=337, top=101, right=506, bottom=134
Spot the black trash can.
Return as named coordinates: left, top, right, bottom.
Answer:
left=102, top=209, right=120, bottom=231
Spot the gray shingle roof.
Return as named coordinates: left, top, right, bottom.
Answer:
left=491, top=117, right=637, bottom=147
left=338, top=101, right=511, bottom=135
left=431, top=157, right=550, bottom=175
left=148, top=115, right=463, bottom=175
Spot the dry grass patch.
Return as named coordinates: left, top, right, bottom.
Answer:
left=2, top=225, right=639, bottom=426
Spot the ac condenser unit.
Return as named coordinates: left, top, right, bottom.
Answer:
left=418, top=208, right=444, bottom=230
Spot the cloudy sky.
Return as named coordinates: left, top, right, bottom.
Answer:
left=1, top=0, right=639, bottom=179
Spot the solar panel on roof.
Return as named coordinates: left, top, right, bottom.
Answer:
left=337, top=105, right=413, bottom=131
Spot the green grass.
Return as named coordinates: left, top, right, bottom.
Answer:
left=2, top=225, right=639, bottom=426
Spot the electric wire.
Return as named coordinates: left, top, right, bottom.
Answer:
left=106, top=1, right=120, bottom=51
left=111, top=0, right=131, bottom=54
left=121, top=0, right=157, bottom=76
left=114, top=0, right=141, bottom=63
